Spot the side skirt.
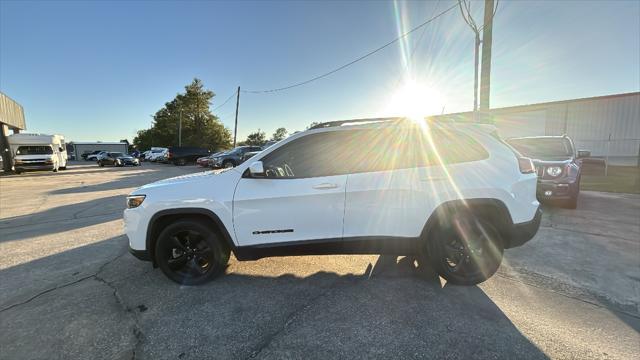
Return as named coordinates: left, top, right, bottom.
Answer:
left=233, top=236, right=422, bottom=261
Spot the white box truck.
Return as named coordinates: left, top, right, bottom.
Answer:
left=7, top=133, right=68, bottom=173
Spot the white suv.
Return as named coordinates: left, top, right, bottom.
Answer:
left=125, top=119, right=541, bottom=285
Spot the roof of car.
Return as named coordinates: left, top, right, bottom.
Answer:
left=507, top=135, right=568, bottom=140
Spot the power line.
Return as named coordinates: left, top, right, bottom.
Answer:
left=243, top=2, right=458, bottom=94
left=212, top=89, right=238, bottom=111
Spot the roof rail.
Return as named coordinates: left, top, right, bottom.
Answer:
left=309, top=117, right=404, bottom=130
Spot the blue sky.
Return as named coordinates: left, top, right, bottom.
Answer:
left=1, top=0, right=639, bottom=143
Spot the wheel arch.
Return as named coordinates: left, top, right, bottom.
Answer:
left=145, top=208, right=236, bottom=266
left=420, top=198, right=514, bottom=249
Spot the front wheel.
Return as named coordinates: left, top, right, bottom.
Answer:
left=427, top=214, right=504, bottom=285
left=222, top=160, right=235, bottom=169
left=155, top=219, right=230, bottom=285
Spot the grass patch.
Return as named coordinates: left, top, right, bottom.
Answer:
left=581, top=164, right=640, bottom=194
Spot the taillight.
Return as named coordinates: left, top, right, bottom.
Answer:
left=518, top=157, right=535, bottom=174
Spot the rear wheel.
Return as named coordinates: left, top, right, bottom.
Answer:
left=155, top=219, right=230, bottom=285
left=222, top=160, right=235, bottom=168
left=427, top=214, right=504, bottom=285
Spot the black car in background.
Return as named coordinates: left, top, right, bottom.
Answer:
left=507, top=135, right=590, bottom=209
left=209, top=146, right=263, bottom=168
left=166, top=147, right=211, bottom=165
left=98, top=152, right=140, bottom=167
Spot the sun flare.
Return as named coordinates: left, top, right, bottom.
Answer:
left=386, top=80, right=446, bottom=120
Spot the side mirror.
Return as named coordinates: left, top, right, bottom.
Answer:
left=577, top=150, right=591, bottom=158
left=249, top=161, right=265, bottom=177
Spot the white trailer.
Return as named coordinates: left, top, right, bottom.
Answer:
left=7, top=133, right=68, bottom=173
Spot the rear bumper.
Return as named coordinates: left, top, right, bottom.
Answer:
left=506, top=206, right=542, bottom=248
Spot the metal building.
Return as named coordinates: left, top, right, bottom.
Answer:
left=0, top=92, right=26, bottom=171
left=70, top=141, right=129, bottom=160
left=436, top=92, right=640, bottom=165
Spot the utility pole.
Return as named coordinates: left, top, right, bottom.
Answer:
left=479, top=0, right=494, bottom=111
left=233, top=86, right=240, bottom=148
left=178, top=108, right=182, bottom=147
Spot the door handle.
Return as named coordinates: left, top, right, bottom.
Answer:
left=312, top=183, right=338, bottom=190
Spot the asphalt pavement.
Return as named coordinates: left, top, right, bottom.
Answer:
left=0, top=162, right=638, bottom=359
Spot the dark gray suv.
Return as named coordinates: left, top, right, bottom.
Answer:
left=210, top=146, right=263, bottom=168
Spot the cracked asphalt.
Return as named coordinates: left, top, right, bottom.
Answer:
left=1, top=162, right=639, bottom=359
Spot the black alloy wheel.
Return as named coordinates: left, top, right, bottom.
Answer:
left=428, top=214, right=504, bottom=285
left=155, top=219, right=230, bottom=285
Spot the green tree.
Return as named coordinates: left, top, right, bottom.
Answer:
left=133, top=78, right=232, bottom=151
left=271, top=127, right=288, bottom=141
left=245, top=129, right=267, bottom=146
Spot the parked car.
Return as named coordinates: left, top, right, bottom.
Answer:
left=165, top=147, right=211, bottom=165
left=85, top=150, right=106, bottom=161
left=87, top=150, right=108, bottom=161
left=506, top=135, right=589, bottom=209
left=98, top=152, right=140, bottom=167
left=241, top=151, right=260, bottom=163
left=125, top=119, right=541, bottom=285
left=197, top=152, right=223, bottom=167
left=146, top=148, right=167, bottom=162
left=209, top=146, right=263, bottom=168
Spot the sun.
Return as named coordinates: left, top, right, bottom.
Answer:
left=386, top=80, right=446, bottom=120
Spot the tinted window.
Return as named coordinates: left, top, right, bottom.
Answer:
left=16, top=146, right=53, bottom=155
left=260, top=132, right=347, bottom=178
left=110, top=152, right=125, bottom=157
left=507, top=138, right=573, bottom=159
left=425, top=130, right=489, bottom=165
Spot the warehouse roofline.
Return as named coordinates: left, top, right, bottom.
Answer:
left=435, top=91, right=640, bottom=117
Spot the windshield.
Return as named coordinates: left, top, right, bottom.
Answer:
left=16, top=146, right=53, bottom=155
left=507, top=138, right=573, bottom=159
left=110, top=152, right=125, bottom=157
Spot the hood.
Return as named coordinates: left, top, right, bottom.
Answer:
left=134, top=168, right=234, bottom=192
left=531, top=159, right=572, bottom=166
left=117, top=155, right=134, bottom=160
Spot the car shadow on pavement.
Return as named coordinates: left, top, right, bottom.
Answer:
left=47, top=166, right=204, bottom=195
left=0, top=235, right=550, bottom=360
left=0, top=195, right=125, bottom=243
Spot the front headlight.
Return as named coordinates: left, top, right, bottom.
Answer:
left=546, top=166, right=563, bottom=177
left=126, top=195, right=146, bottom=209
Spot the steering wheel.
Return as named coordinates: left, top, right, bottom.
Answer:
left=284, top=164, right=294, bottom=177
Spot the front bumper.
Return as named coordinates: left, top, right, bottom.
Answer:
left=129, top=245, right=151, bottom=261
left=536, top=179, right=576, bottom=200
left=506, top=206, right=542, bottom=248
left=15, top=164, right=54, bottom=171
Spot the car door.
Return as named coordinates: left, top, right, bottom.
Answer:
left=342, top=128, right=431, bottom=239
left=233, top=131, right=348, bottom=246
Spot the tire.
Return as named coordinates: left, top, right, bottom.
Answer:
left=222, top=160, right=235, bottom=169
left=98, top=161, right=104, bottom=167
left=59, top=166, right=66, bottom=170
left=155, top=219, right=230, bottom=285
left=427, top=213, right=504, bottom=285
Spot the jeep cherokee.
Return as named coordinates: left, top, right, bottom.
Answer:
left=124, top=118, right=541, bottom=285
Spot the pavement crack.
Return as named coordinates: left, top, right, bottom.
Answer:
left=246, top=278, right=349, bottom=359
left=0, top=274, right=95, bottom=313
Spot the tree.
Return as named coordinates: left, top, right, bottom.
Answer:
left=271, top=127, right=288, bottom=142
left=133, top=78, right=232, bottom=151
left=307, top=122, right=320, bottom=130
left=245, top=130, right=266, bottom=146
